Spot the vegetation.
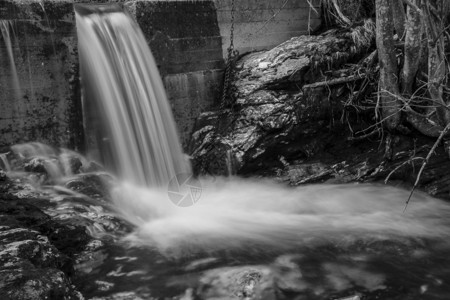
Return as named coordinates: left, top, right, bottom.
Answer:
left=318, top=0, right=450, bottom=138
left=310, top=0, right=450, bottom=204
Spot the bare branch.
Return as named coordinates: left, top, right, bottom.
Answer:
left=404, top=122, right=450, bottom=211
left=385, top=157, right=424, bottom=184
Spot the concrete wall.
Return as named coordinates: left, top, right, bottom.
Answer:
left=215, top=0, right=321, bottom=57
left=0, top=0, right=321, bottom=150
left=0, top=0, right=83, bottom=150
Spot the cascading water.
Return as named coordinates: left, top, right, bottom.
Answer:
left=0, top=20, right=22, bottom=99
left=0, top=152, right=11, bottom=172
left=75, top=4, right=190, bottom=187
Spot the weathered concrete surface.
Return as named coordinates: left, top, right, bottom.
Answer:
left=0, top=0, right=84, bottom=150
left=215, top=0, right=321, bottom=57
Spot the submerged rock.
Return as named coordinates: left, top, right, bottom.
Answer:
left=74, top=239, right=108, bottom=275
left=4, top=143, right=89, bottom=185
left=65, top=173, right=114, bottom=200
left=197, top=265, right=275, bottom=300
left=272, top=255, right=305, bottom=294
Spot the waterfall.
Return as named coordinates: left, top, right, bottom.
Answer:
left=72, top=3, right=450, bottom=262
left=0, top=20, right=22, bottom=100
left=75, top=4, right=191, bottom=187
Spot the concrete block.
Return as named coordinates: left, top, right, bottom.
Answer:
left=215, top=0, right=321, bottom=57
left=164, top=70, right=223, bottom=146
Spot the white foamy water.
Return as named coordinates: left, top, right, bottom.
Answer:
left=112, top=178, right=450, bottom=254
left=9, top=142, right=89, bottom=182
left=76, top=5, right=190, bottom=187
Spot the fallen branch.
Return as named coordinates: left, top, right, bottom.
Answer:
left=404, top=122, right=450, bottom=211
left=303, top=73, right=366, bottom=90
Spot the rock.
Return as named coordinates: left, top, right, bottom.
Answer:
left=282, top=162, right=334, bottom=184
left=0, top=169, right=6, bottom=181
left=196, top=258, right=311, bottom=300
left=0, top=267, right=83, bottom=300
left=0, top=198, right=90, bottom=256
left=0, top=198, right=89, bottom=299
left=184, top=257, right=219, bottom=272
left=81, top=161, right=104, bottom=173
left=272, top=255, right=306, bottom=293
left=23, top=157, right=56, bottom=174
left=21, top=154, right=84, bottom=181
left=0, top=225, right=83, bottom=299
left=197, top=265, right=276, bottom=300
left=190, top=24, right=376, bottom=176
left=95, top=280, right=115, bottom=292
left=65, top=173, right=114, bottom=200
left=58, top=153, right=83, bottom=175
left=74, top=239, right=108, bottom=274
left=6, top=143, right=90, bottom=184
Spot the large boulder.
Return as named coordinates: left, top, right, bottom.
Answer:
left=190, top=22, right=376, bottom=176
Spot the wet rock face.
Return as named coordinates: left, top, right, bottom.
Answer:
left=0, top=169, right=6, bottom=181
left=0, top=144, right=134, bottom=300
left=65, top=173, right=114, bottom=200
left=190, top=25, right=375, bottom=176
left=0, top=198, right=88, bottom=299
left=4, top=142, right=92, bottom=186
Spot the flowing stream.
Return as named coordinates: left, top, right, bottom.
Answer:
left=3, top=3, right=447, bottom=299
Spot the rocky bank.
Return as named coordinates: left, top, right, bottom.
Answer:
left=189, top=22, right=450, bottom=201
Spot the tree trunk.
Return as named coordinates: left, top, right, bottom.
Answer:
left=401, top=0, right=423, bottom=96
left=423, top=0, right=450, bottom=126
left=376, top=0, right=402, bottom=130
left=391, top=0, right=406, bottom=38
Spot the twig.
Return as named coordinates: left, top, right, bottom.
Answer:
left=384, top=157, right=424, bottom=184
left=404, top=122, right=450, bottom=211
